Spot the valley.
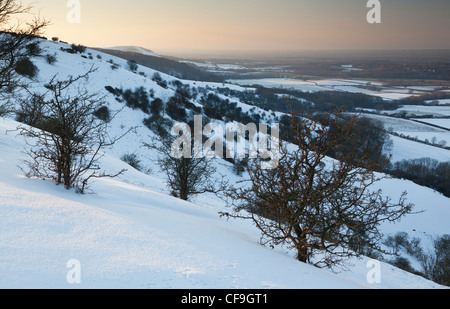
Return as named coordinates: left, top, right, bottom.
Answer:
left=0, top=37, right=449, bottom=289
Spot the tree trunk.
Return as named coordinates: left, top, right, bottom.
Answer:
left=62, top=142, right=72, bottom=189
left=294, top=224, right=309, bottom=263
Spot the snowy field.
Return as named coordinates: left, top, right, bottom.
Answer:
left=227, top=78, right=428, bottom=100
left=425, top=99, right=450, bottom=105
left=356, top=113, right=450, bottom=153
left=416, top=118, right=450, bottom=130
left=381, top=106, right=450, bottom=118
left=388, top=135, right=450, bottom=162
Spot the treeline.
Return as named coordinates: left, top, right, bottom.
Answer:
left=388, top=158, right=450, bottom=198
left=283, top=88, right=399, bottom=112
left=383, top=231, right=449, bottom=287
left=105, top=82, right=269, bottom=136
left=397, top=91, right=450, bottom=106
left=214, top=86, right=400, bottom=114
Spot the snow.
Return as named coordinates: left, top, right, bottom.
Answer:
left=106, top=46, right=161, bottom=58
left=387, top=135, right=450, bottom=163
left=381, top=106, right=450, bottom=118
left=349, top=113, right=450, bottom=162
left=0, top=38, right=449, bottom=289
left=416, top=118, right=450, bottom=130
left=179, top=60, right=218, bottom=70
left=0, top=116, right=447, bottom=289
left=340, top=65, right=363, bottom=72
left=227, top=78, right=329, bottom=93
left=405, top=86, right=442, bottom=92
left=215, top=64, right=247, bottom=70
left=395, top=132, right=450, bottom=147
left=425, top=99, right=450, bottom=105
left=359, top=114, right=443, bottom=133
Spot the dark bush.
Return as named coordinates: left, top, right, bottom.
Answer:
left=122, top=87, right=151, bottom=113
left=14, top=58, right=39, bottom=78
left=71, top=44, right=86, bottom=53
left=152, top=72, right=163, bottom=83
left=45, top=54, right=57, bottom=65
left=60, top=47, right=76, bottom=54
left=157, top=80, right=168, bottom=89
left=93, top=106, right=111, bottom=122
left=150, top=98, right=163, bottom=115
left=25, top=42, right=42, bottom=57
left=104, top=86, right=123, bottom=97
left=200, top=93, right=242, bottom=122
left=121, top=153, right=142, bottom=171
left=391, top=257, right=416, bottom=273
left=127, top=59, right=138, bottom=72
left=166, top=97, right=187, bottom=122
left=143, top=115, right=172, bottom=138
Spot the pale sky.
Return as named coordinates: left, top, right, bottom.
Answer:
left=21, top=0, right=450, bottom=55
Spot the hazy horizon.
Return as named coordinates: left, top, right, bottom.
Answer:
left=150, top=48, right=450, bottom=60
left=21, top=0, right=450, bottom=57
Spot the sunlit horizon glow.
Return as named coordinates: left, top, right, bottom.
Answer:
left=20, top=0, right=450, bottom=57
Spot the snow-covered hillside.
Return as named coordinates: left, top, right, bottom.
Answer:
left=0, top=38, right=448, bottom=289
left=0, top=117, right=446, bottom=289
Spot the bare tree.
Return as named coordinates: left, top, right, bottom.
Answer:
left=144, top=134, right=228, bottom=201
left=0, top=0, right=48, bottom=115
left=17, top=68, right=131, bottom=193
left=222, top=110, right=414, bottom=268
left=420, top=234, right=450, bottom=287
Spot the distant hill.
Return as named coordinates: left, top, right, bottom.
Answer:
left=95, top=47, right=224, bottom=82
left=106, top=46, right=162, bottom=57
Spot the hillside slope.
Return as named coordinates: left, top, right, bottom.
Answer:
left=95, top=46, right=223, bottom=82
left=0, top=117, right=445, bottom=289
left=0, top=38, right=448, bottom=289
